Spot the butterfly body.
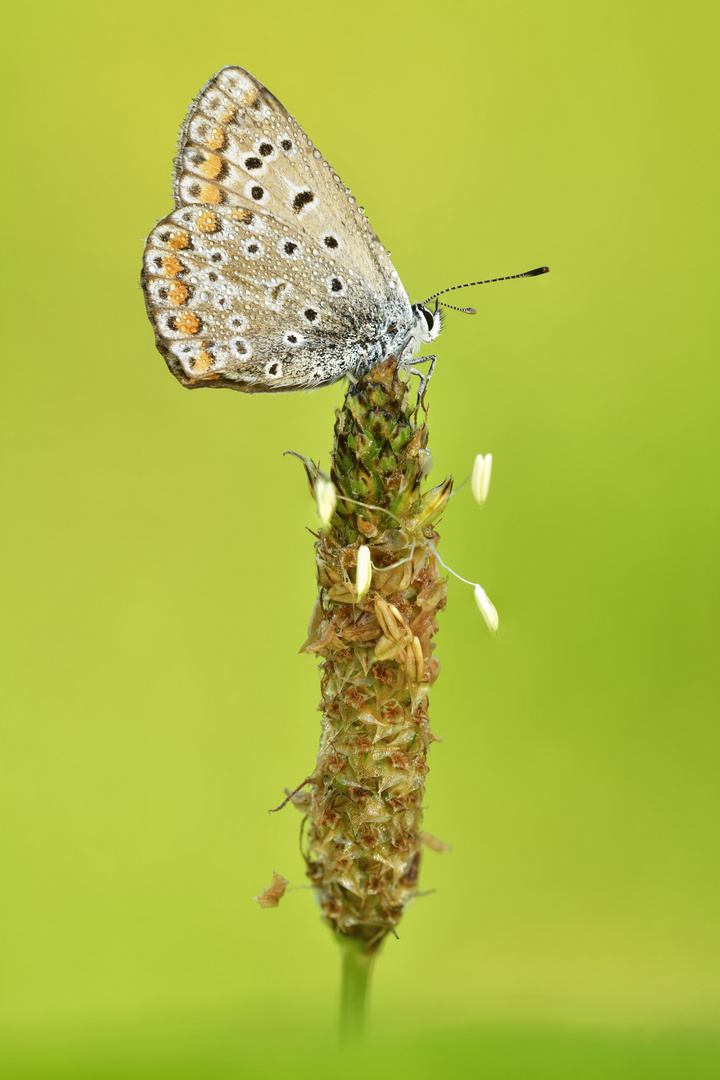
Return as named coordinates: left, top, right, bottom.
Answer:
left=142, top=67, right=438, bottom=393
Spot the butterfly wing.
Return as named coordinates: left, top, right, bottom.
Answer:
left=142, top=66, right=413, bottom=392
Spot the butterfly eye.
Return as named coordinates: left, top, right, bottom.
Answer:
left=421, top=307, right=434, bottom=334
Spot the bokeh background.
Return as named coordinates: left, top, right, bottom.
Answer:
left=2, top=0, right=718, bottom=1075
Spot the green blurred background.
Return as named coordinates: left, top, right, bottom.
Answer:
left=2, top=0, right=718, bottom=1075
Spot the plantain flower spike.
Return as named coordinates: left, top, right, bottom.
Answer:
left=298, top=356, right=450, bottom=955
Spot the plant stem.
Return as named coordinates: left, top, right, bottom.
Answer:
left=339, top=936, right=375, bottom=1040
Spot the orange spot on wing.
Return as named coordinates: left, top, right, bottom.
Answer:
left=175, top=312, right=200, bottom=335
left=196, top=211, right=219, bottom=233
left=231, top=208, right=253, bottom=224
left=207, top=127, right=226, bottom=151
left=193, top=350, right=214, bottom=373
left=219, top=105, right=236, bottom=124
left=168, top=231, right=190, bottom=250
left=161, top=255, right=185, bottom=277
left=168, top=283, right=188, bottom=306
left=198, top=183, right=222, bottom=204
left=185, top=373, right=218, bottom=385
left=199, top=153, right=223, bottom=180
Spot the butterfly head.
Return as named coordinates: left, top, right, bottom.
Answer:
left=411, top=300, right=443, bottom=345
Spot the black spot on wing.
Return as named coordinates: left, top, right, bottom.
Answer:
left=293, top=190, right=314, bottom=213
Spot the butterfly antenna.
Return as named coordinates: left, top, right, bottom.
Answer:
left=422, top=266, right=549, bottom=306
left=438, top=301, right=477, bottom=314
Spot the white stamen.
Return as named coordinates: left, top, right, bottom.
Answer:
left=356, top=544, right=372, bottom=599
left=471, top=453, right=493, bottom=505
left=474, top=584, right=499, bottom=633
left=316, top=475, right=337, bottom=531
left=428, top=541, right=499, bottom=635
left=418, top=449, right=434, bottom=477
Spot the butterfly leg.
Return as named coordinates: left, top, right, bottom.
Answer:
left=408, top=355, right=437, bottom=412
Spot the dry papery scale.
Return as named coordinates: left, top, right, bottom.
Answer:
left=283, top=354, right=451, bottom=1018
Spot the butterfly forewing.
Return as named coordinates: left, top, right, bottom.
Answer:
left=142, top=66, right=414, bottom=392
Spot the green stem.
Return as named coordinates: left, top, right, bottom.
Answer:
left=339, top=936, right=375, bottom=1040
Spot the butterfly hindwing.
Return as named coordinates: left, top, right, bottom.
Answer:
left=142, top=204, right=385, bottom=390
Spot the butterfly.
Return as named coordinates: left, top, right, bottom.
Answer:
left=141, top=66, right=547, bottom=394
